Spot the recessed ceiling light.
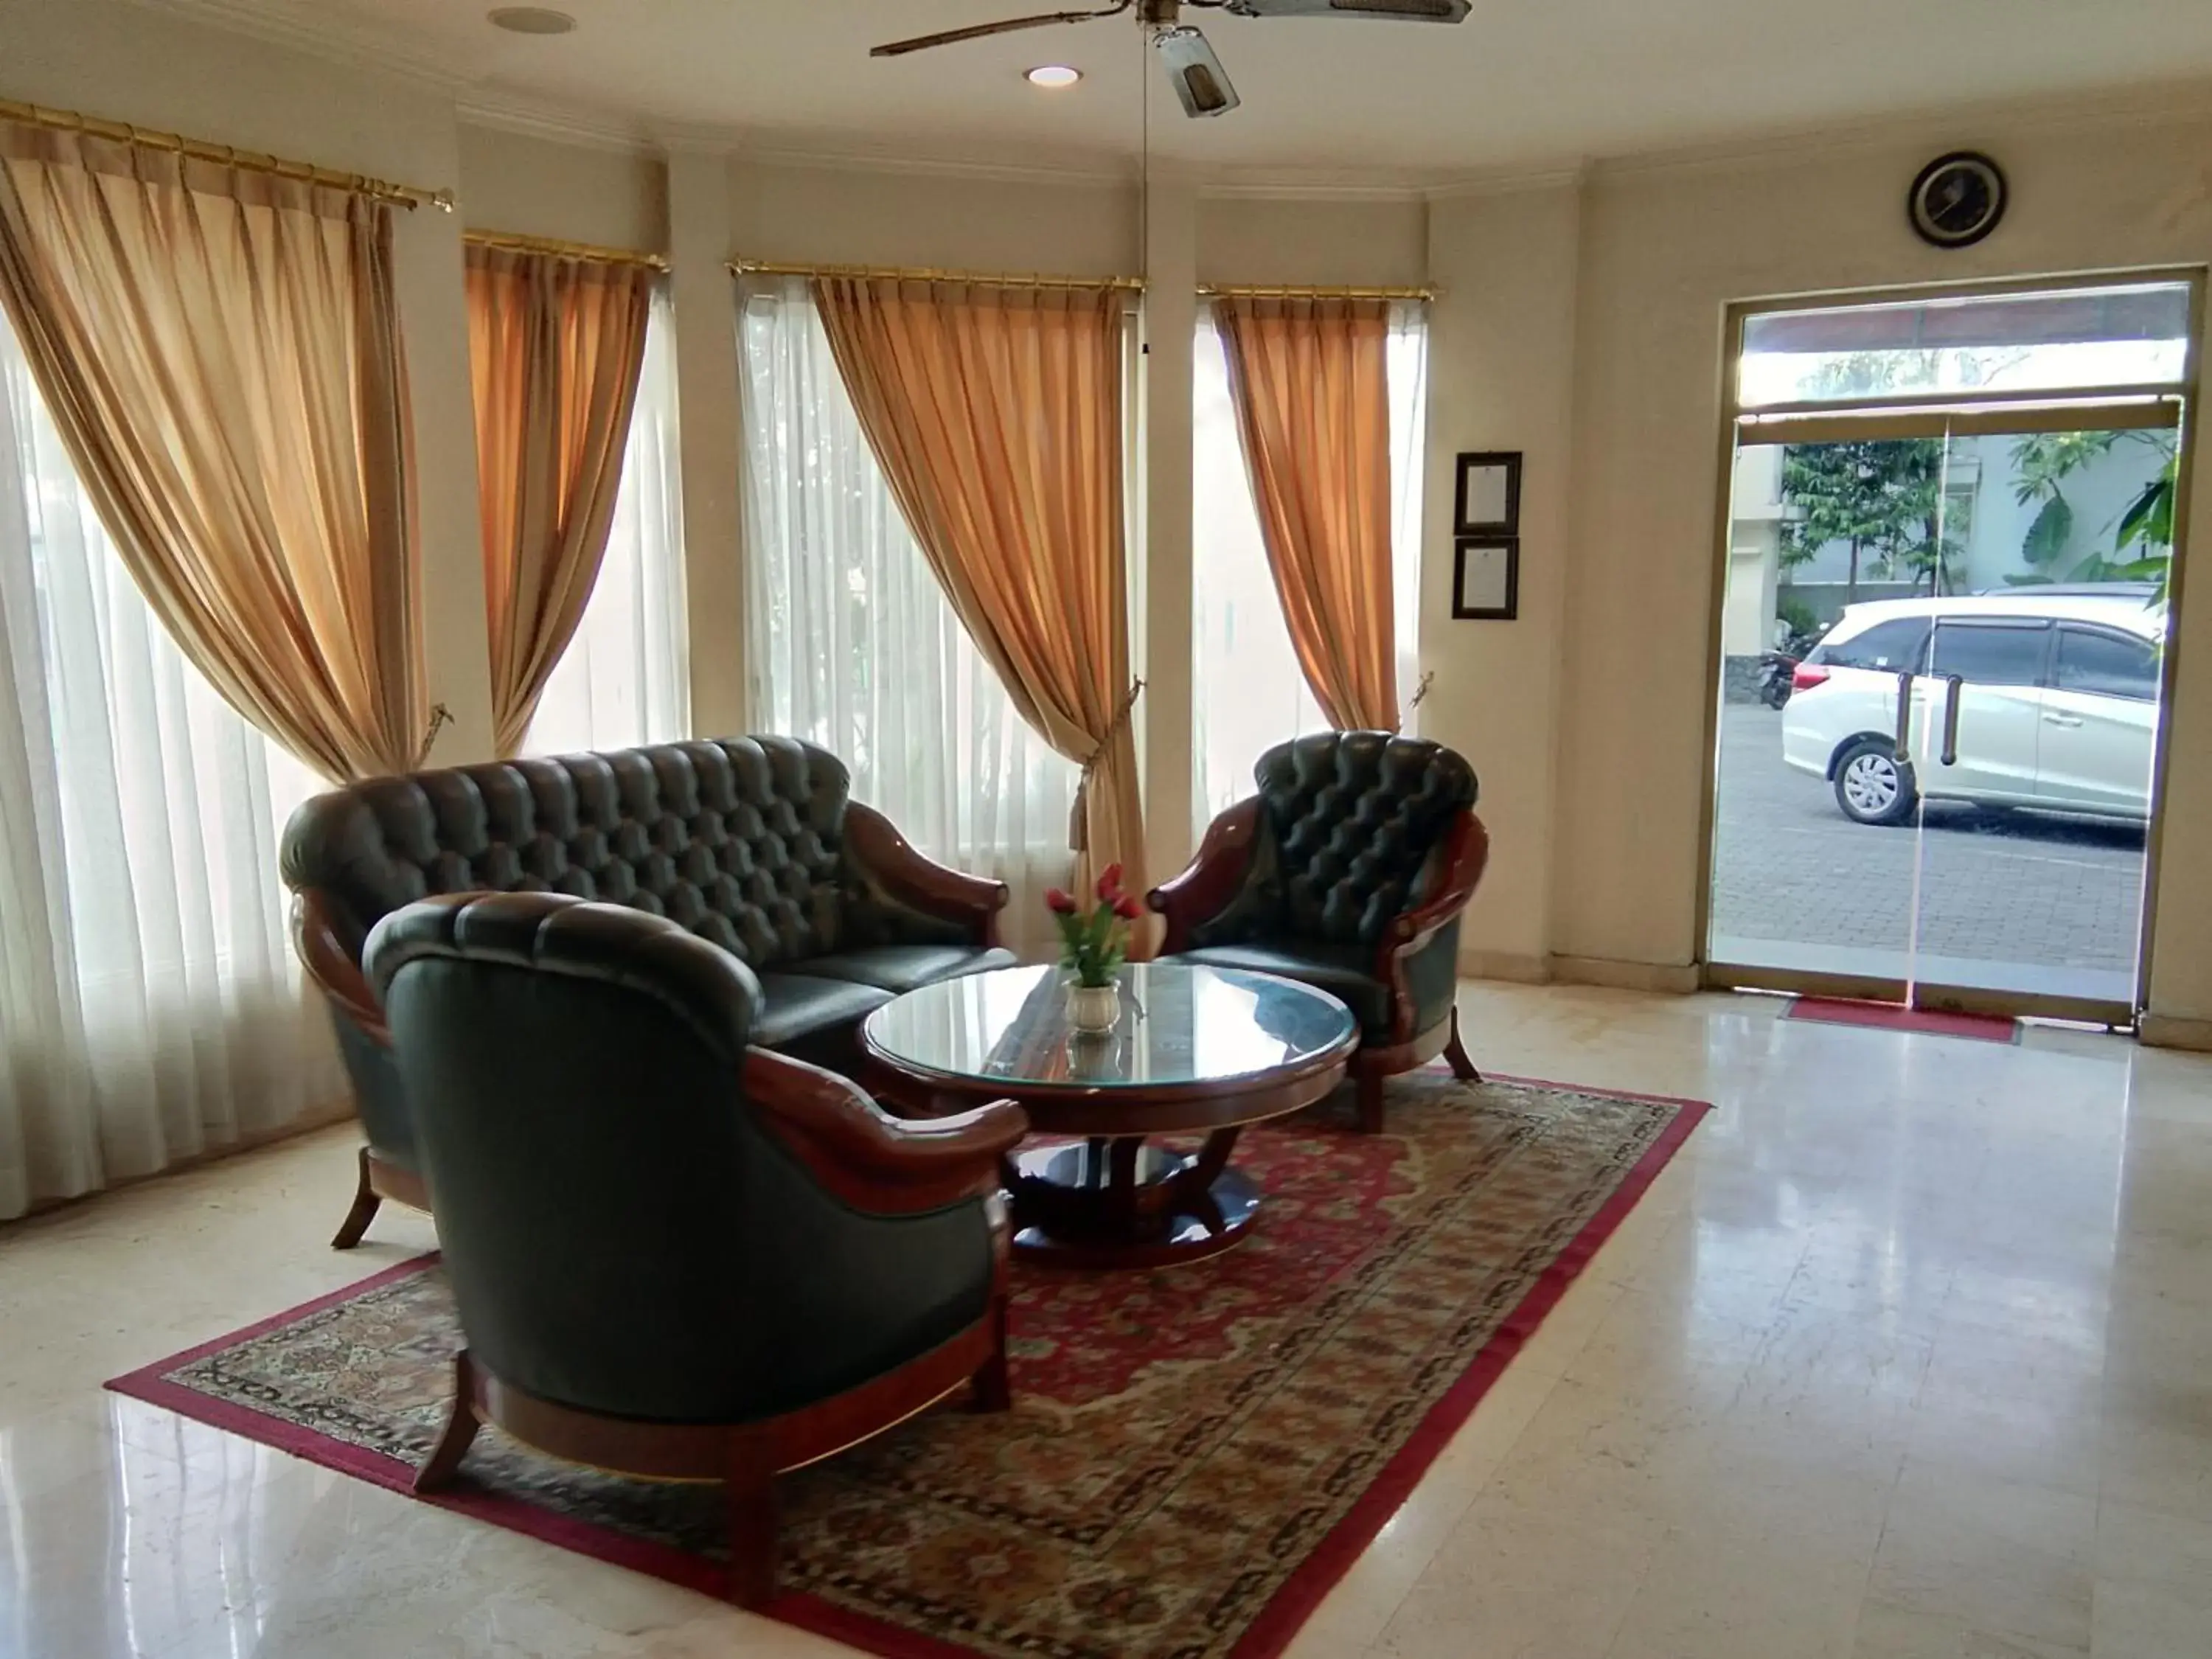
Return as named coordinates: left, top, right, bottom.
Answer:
left=488, top=7, right=577, bottom=35
left=1026, top=65, right=1082, bottom=89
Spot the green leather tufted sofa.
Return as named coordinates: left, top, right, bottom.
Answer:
left=281, top=735, right=1013, bottom=1248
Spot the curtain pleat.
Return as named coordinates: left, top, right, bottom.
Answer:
left=467, top=245, right=654, bottom=757
left=0, top=122, right=425, bottom=782
left=739, top=279, right=1077, bottom=955
left=811, top=275, right=1144, bottom=902
left=1214, top=295, right=1399, bottom=732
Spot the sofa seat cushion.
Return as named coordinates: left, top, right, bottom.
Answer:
left=799, top=944, right=1017, bottom=995
left=751, top=973, right=895, bottom=1049
left=1166, top=942, right=1388, bottom=1037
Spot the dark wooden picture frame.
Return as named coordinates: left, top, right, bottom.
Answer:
left=1453, top=536, right=1519, bottom=621
left=1454, top=451, right=1523, bottom=536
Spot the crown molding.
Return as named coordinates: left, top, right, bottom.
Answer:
left=736, top=136, right=1135, bottom=189
left=136, top=0, right=468, bottom=91
left=454, top=89, right=666, bottom=156
left=1585, top=75, right=2212, bottom=184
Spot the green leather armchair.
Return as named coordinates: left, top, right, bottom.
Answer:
left=1150, top=731, right=1488, bottom=1133
left=365, top=889, right=1027, bottom=1606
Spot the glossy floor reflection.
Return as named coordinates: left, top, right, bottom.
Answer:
left=4, top=984, right=2211, bottom=1658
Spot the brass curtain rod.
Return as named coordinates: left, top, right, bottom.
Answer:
left=1199, top=282, right=1437, bottom=302
left=0, top=98, right=452, bottom=212
left=465, top=229, right=669, bottom=271
left=730, top=257, right=1145, bottom=293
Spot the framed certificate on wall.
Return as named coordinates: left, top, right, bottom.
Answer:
left=1454, top=451, right=1523, bottom=536
left=1453, top=536, right=1519, bottom=621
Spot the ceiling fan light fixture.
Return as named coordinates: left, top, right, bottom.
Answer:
left=1153, top=25, right=1241, bottom=118
left=1224, top=0, right=1472, bottom=18
left=1026, top=63, right=1085, bottom=87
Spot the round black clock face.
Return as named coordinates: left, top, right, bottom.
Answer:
left=1910, top=152, right=2007, bottom=249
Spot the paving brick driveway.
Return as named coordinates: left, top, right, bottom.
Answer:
left=1709, top=704, right=2147, bottom=977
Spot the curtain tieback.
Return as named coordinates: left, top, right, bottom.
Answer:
left=1068, top=677, right=1146, bottom=852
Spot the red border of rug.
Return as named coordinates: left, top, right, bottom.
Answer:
left=107, top=1073, right=1708, bottom=1659
left=1782, top=996, right=2020, bottom=1044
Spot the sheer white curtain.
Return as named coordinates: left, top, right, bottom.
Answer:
left=1192, top=301, right=1429, bottom=828
left=739, top=277, right=1078, bottom=953
left=0, top=313, right=339, bottom=1222
left=524, top=286, right=689, bottom=756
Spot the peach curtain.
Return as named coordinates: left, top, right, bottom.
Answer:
left=466, top=244, right=654, bottom=757
left=812, top=275, right=1144, bottom=898
left=0, top=122, right=425, bottom=782
left=1214, top=295, right=1399, bottom=731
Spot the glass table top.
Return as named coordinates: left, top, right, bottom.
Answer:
left=862, top=963, right=1358, bottom=1091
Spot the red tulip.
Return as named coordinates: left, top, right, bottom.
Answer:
left=1113, top=894, right=1143, bottom=921
left=1045, top=887, right=1077, bottom=915
left=1096, top=862, right=1124, bottom=902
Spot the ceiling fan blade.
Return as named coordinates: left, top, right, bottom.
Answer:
left=1222, top=0, right=1472, bottom=20
left=872, top=2, right=1133, bottom=58
left=1153, top=24, right=1241, bottom=117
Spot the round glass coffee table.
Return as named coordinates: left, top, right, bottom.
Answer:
left=861, top=962, right=1357, bottom=1267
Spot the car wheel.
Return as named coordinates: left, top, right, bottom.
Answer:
left=1833, top=738, right=1918, bottom=827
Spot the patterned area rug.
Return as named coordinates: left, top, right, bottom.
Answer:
left=109, top=1071, right=1705, bottom=1659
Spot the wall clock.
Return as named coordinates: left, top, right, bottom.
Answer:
left=1909, top=151, right=2007, bottom=249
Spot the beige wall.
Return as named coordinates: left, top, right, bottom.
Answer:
left=1550, top=111, right=2212, bottom=1026
left=729, top=160, right=1139, bottom=274
left=10, top=0, right=2212, bottom=1026
left=457, top=124, right=667, bottom=252
left=1197, top=195, right=1428, bottom=287
left=1421, top=182, right=1583, bottom=975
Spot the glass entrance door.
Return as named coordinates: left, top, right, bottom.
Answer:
left=1703, top=276, right=2196, bottom=1021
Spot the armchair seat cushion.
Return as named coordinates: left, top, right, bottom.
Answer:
left=751, top=973, right=896, bottom=1049
left=799, top=944, right=1016, bottom=996
left=1169, top=942, right=1389, bottom=1036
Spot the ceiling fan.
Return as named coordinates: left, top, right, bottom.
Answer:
left=871, top=0, right=1474, bottom=120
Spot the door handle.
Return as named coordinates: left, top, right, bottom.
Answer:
left=1893, top=670, right=1914, bottom=763
left=2043, top=712, right=2084, bottom=728
left=1940, top=675, right=1964, bottom=767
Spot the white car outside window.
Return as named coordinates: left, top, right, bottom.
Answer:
left=1778, top=592, right=2163, bottom=826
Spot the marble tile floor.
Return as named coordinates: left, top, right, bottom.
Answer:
left=4, top=983, right=2212, bottom=1659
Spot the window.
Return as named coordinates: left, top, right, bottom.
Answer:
left=738, top=278, right=1078, bottom=947
left=0, top=313, right=339, bottom=1218
left=1739, top=281, right=2193, bottom=408
left=1814, top=617, right=1929, bottom=672
left=1927, top=621, right=2049, bottom=686
left=524, top=287, right=689, bottom=755
left=2054, top=626, right=2160, bottom=700
left=1192, top=304, right=1427, bottom=828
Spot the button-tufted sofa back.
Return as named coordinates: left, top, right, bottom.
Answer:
left=282, top=737, right=857, bottom=970
left=1234, top=731, right=1480, bottom=946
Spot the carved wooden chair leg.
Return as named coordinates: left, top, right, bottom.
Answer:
left=1356, top=1070, right=1386, bottom=1135
left=330, top=1147, right=383, bottom=1251
left=414, top=1351, right=482, bottom=1493
left=725, top=1433, right=779, bottom=1607
left=1443, top=1006, right=1482, bottom=1084
left=972, top=1298, right=1012, bottom=1413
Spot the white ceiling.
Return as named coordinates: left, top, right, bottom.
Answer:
left=169, top=0, right=2212, bottom=181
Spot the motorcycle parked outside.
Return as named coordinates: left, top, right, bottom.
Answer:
left=1756, top=625, right=1820, bottom=709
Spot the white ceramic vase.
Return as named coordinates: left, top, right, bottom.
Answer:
left=1066, top=981, right=1121, bottom=1034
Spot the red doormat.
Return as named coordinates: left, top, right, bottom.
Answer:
left=107, top=1071, right=1705, bottom=1659
left=1784, top=996, right=2020, bottom=1043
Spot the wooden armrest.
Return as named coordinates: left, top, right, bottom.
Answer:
left=1147, top=797, right=1260, bottom=955
left=844, top=802, right=1009, bottom=947
left=1378, top=812, right=1492, bottom=965
left=744, top=1047, right=1027, bottom=1215
left=291, top=889, right=390, bottom=1046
